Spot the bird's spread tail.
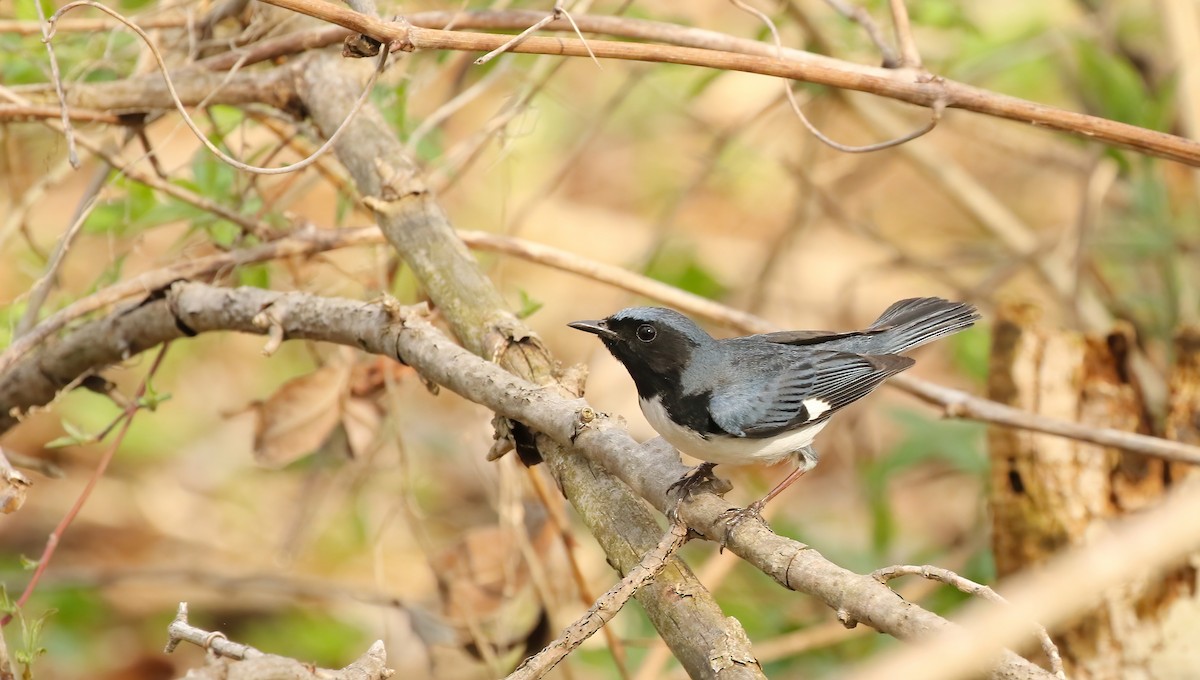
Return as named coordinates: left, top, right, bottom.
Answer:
left=867, top=297, right=979, bottom=354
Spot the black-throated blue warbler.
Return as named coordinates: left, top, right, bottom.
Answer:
left=569, top=297, right=979, bottom=527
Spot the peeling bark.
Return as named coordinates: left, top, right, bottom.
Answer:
left=988, top=303, right=1200, bottom=679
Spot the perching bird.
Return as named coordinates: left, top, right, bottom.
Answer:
left=569, top=297, right=979, bottom=526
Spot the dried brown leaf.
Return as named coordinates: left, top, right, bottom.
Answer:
left=0, top=467, right=31, bottom=514
left=252, top=361, right=351, bottom=468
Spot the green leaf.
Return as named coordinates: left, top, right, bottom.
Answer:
left=208, top=105, right=246, bottom=132
left=137, top=384, right=171, bottom=411
left=206, top=219, right=242, bottom=247
left=191, top=152, right=236, bottom=196
left=862, top=409, right=986, bottom=553
left=14, top=0, right=55, bottom=21
left=45, top=420, right=93, bottom=448
left=376, top=81, right=408, bottom=134
left=515, top=289, right=543, bottom=319
left=911, top=0, right=977, bottom=31
left=84, top=177, right=161, bottom=235
left=237, top=263, right=272, bottom=289
left=949, top=324, right=990, bottom=383
left=14, top=606, right=54, bottom=673
left=1075, top=41, right=1159, bottom=127
left=643, top=244, right=727, bottom=300
left=0, top=36, right=46, bottom=84
left=334, top=191, right=354, bottom=226
left=136, top=198, right=206, bottom=227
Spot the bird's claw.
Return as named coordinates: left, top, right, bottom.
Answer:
left=716, top=501, right=767, bottom=550
left=667, top=462, right=722, bottom=500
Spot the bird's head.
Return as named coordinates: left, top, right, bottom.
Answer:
left=568, top=307, right=715, bottom=398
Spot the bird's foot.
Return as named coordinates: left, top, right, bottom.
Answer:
left=666, top=463, right=726, bottom=523
left=716, top=500, right=768, bottom=550
left=667, top=462, right=722, bottom=499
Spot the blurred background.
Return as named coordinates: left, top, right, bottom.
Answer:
left=0, top=0, right=1195, bottom=677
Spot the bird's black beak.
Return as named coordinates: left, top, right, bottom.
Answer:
left=568, top=319, right=619, bottom=341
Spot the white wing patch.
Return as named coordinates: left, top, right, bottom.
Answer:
left=802, top=397, right=831, bottom=420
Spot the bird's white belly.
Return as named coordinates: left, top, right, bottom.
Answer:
left=639, top=396, right=827, bottom=467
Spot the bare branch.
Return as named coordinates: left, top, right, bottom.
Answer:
left=872, top=565, right=1064, bottom=678
left=818, top=0, right=899, bottom=66
left=0, top=225, right=381, bottom=381
left=731, top=0, right=940, bottom=152
left=474, top=8, right=562, bottom=65
left=507, top=521, right=690, bottom=680
left=14, top=168, right=105, bottom=337
left=165, top=603, right=263, bottom=658
left=165, top=603, right=392, bottom=679
left=32, top=0, right=79, bottom=167
left=886, top=0, right=921, bottom=68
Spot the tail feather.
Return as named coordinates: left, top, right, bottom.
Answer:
left=867, top=297, right=979, bottom=354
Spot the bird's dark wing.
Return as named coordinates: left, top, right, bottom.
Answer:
left=748, top=328, right=879, bottom=346
left=708, top=351, right=913, bottom=438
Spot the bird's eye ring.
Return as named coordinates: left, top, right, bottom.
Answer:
left=636, top=324, right=657, bottom=342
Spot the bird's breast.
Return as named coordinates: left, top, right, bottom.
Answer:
left=639, top=396, right=826, bottom=467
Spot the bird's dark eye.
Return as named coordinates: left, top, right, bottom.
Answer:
left=636, top=324, right=657, bottom=342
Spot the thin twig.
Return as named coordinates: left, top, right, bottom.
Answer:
left=557, top=2, right=601, bottom=70
left=14, top=166, right=107, bottom=337
left=505, top=520, right=690, bottom=680
left=165, top=602, right=262, bottom=658
left=474, top=9, right=561, bottom=65
left=818, top=0, right=899, bottom=66
left=0, top=104, right=123, bottom=124
left=0, top=344, right=171, bottom=627
left=632, top=501, right=784, bottom=680
left=19, top=4, right=1200, bottom=163
left=0, top=14, right=190, bottom=34
left=0, top=225, right=380, bottom=379
left=0, top=152, right=75, bottom=251
left=731, top=0, right=940, bottom=152
left=886, top=0, right=921, bottom=68
left=47, top=0, right=388, bottom=176
left=164, top=603, right=392, bottom=677
left=786, top=87, right=941, bottom=152
left=33, top=0, right=79, bottom=168
left=872, top=565, right=1065, bottom=678
left=524, top=468, right=631, bottom=678
left=404, top=58, right=511, bottom=156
